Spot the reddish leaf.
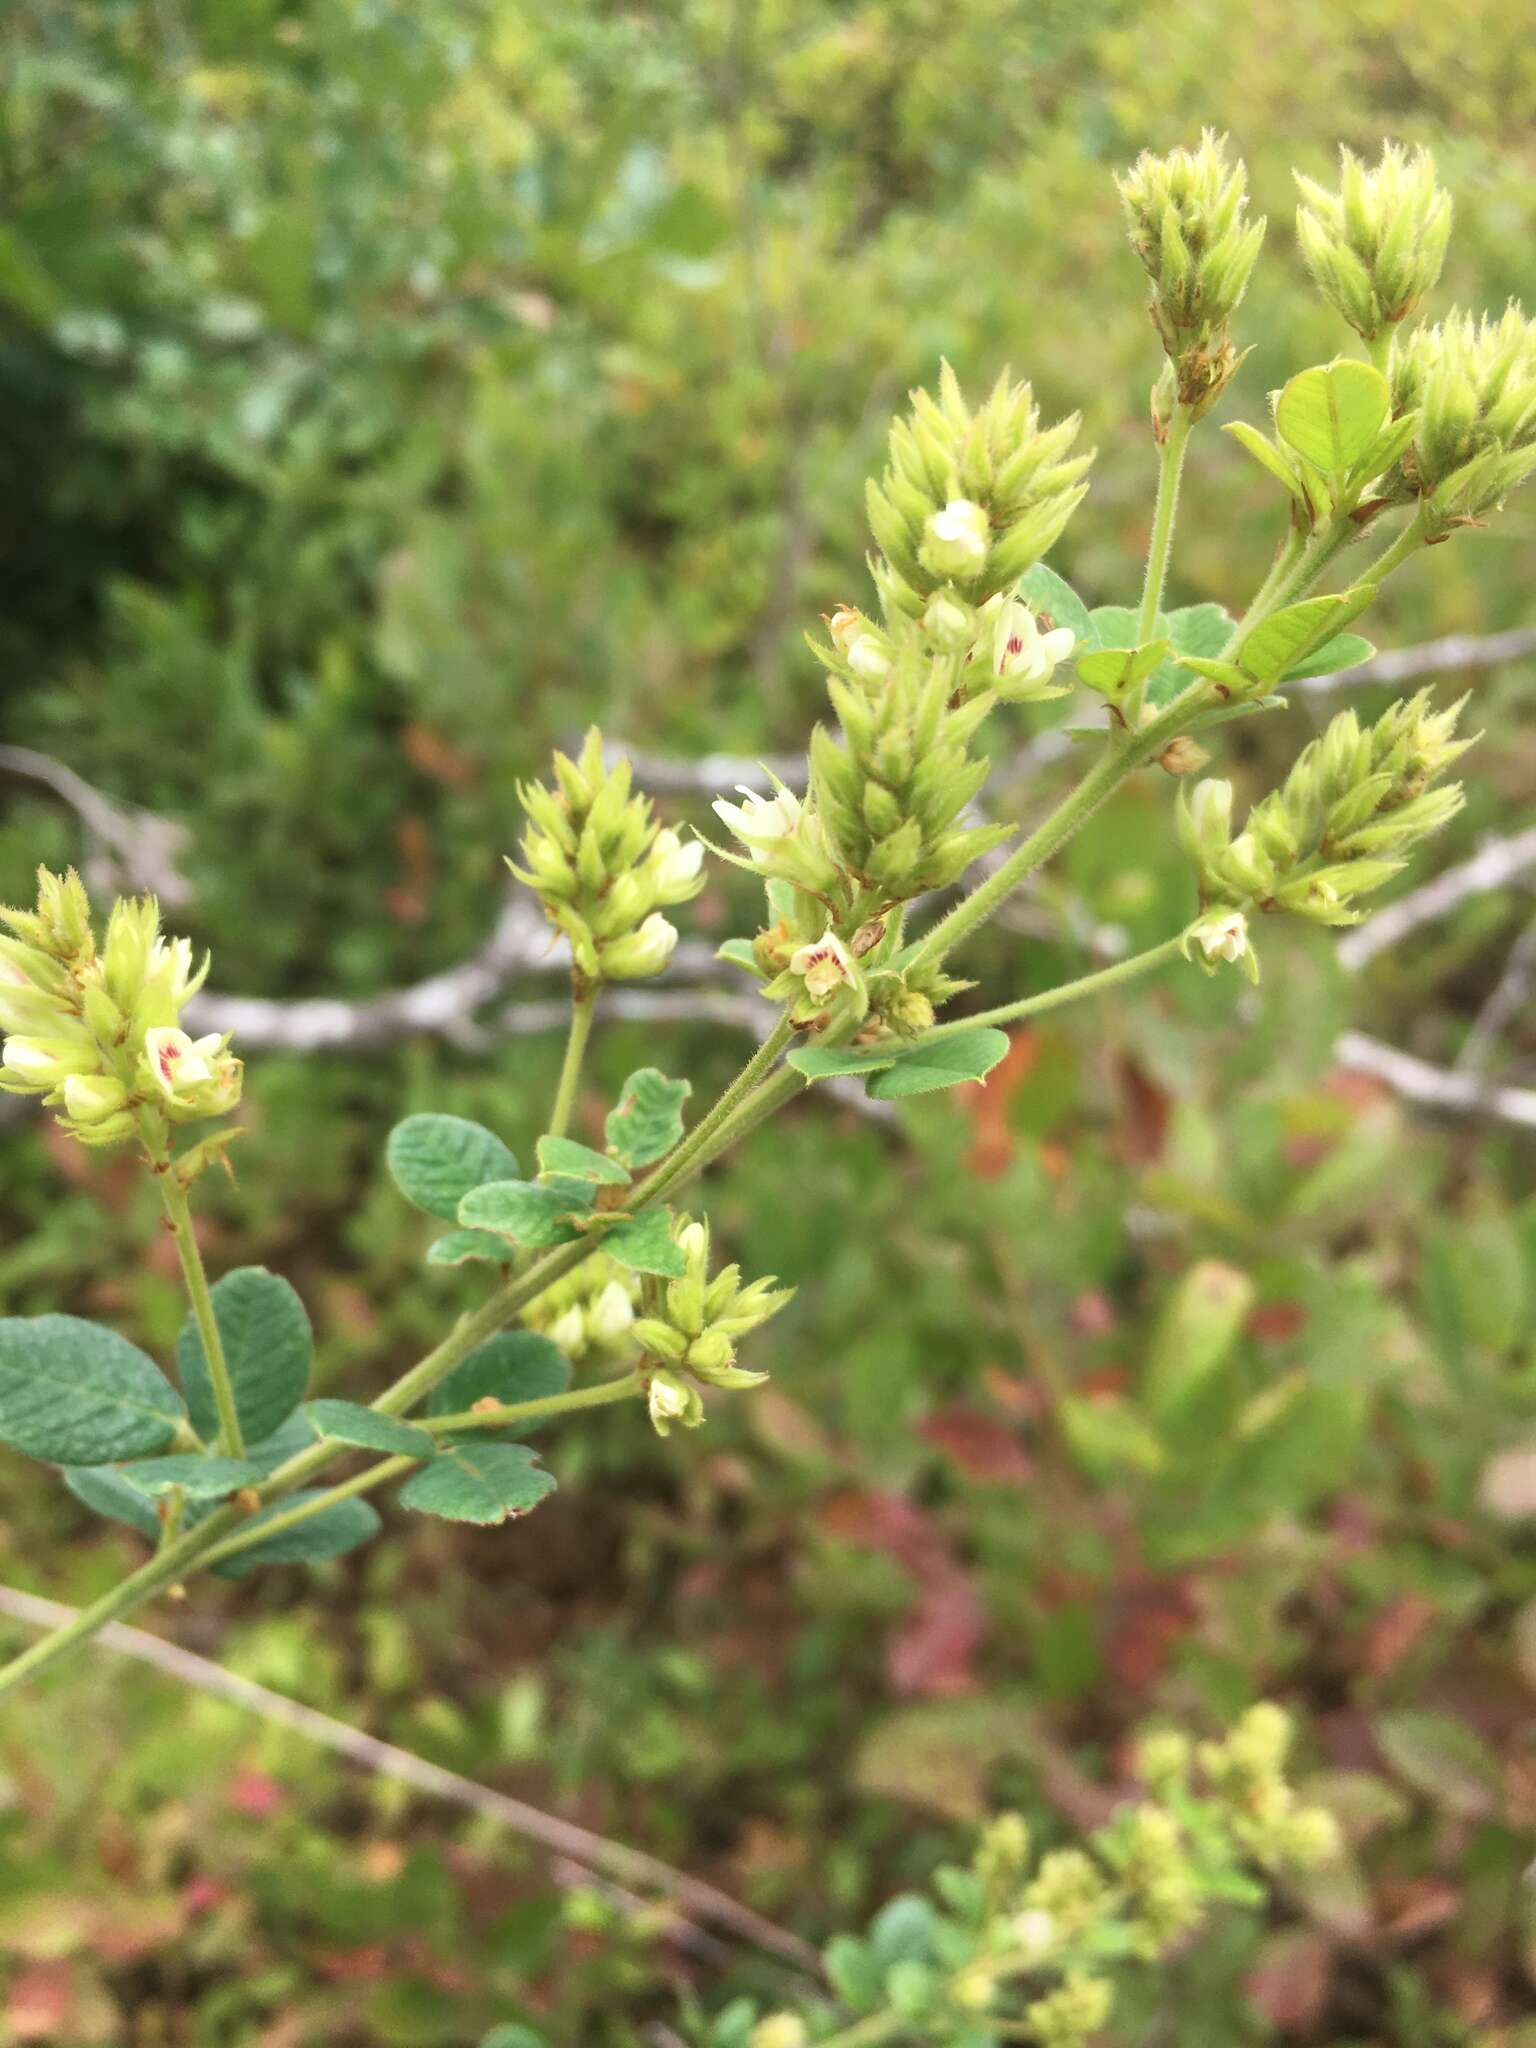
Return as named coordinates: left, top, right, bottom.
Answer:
left=1249, top=1301, right=1308, bottom=1343
left=919, top=1408, right=1034, bottom=1485
left=227, top=1770, right=283, bottom=1818
left=1070, top=1291, right=1117, bottom=1337
left=1246, top=1929, right=1333, bottom=2031
left=961, top=1029, right=1038, bottom=1178
left=1364, top=1594, right=1437, bottom=1678
left=7, top=1963, right=74, bottom=2041
left=1113, top=1054, right=1170, bottom=1165
left=1105, top=1576, right=1199, bottom=1691
left=403, top=720, right=477, bottom=789
left=888, top=1567, right=983, bottom=1698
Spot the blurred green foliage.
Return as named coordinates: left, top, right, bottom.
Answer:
left=3, top=0, right=1536, bottom=2042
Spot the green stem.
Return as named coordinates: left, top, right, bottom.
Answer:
left=160, top=1176, right=244, bottom=1457
left=817, top=2015, right=906, bottom=2048
left=420, top=1370, right=643, bottom=1438
left=547, top=978, right=598, bottom=1140
left=635, top=1013, right=794, bottom=1208
left=1366, top=327, right=1393, bottom=374
left=916, top=934, right=1187, bottom=1042
left=197, top=1457, right=414, bottom=1573
left=1355, top=502, right=1429, bottom=585
left=1136, top=405, right=1194, bottom=643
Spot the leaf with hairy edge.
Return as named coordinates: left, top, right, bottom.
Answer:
left=457, top=1179, right=592, bottom=1247
left=176, top=1267, right=313, bottom=1448
left=1280, top=632, right=1375, bottom=683
left=0, top=1317, right=185, bottom=1465
left=212, top=1494, right=381, bottom=1577
left=535, top=1135, right=630, bottom=1186
left=867, top=1029, right=1012, bottom=1100
left=65, top=1464, right=164, bottom=1540
left=118, top=1455, right=264, bottom=1500
left=1016, top=564, right=1096, bottom=646
left=305, top=1401, right=436, bottom=1458
left=426, top=1228, right=510, bottom=1268
left=787, top=1044, right=900, bottom=1079
left=1274, top=361, right=1389, bottom=475
left=1238, top=589, right=1376, bottom=685
left=427, top=1332, right=571, bottom=1440
left=606, top=1068, right=692, bottom=1168
left=386, top=1113, right=519, bottom=1222
left=1223, top=421, right=1304, bottom=499
left=400, top=1442, right=557, bottom=1525
left=604, top=1208, right=687, bottom=1276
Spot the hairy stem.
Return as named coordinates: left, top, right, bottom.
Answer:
left=918, top=934, right=1187, bottom=1042
left=635, top=1013, right=794, bottom=1208
left=160, top=1176, right=244, bottom=1457
left=547, top=978, right=598, bottom=1140
left=1137, top=405, right=1194, bottom=642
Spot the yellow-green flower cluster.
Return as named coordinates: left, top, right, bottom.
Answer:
left=0, top=868, right=240, bottom=1150
left=864, top=364, right=1091, bottom=619
left=1196, top=1703, right=1343, bottom=1872
left=636, top=1217, right=792, bottom=1435
left=1118, top=131, right=1265, bottom=416
left=1295, top=142, right=1452, bottom=344
left=521, top=1252, right=637, bottom=1363
left=1389, top=305, right=1536, bottom=533
left=511, top=727, right=704, bottom=986
left=1179, top=691, right=1471, bottom=927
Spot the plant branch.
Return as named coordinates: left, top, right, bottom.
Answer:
left=548, top=979, right=598, bottom=1139
left=1137, top=406, right=1194, bottom=641
left=159, top=1175, right=244, bottom=1457
left=917, top=934, right=1188, bottom=1042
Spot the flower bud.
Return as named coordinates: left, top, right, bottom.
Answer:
left=1390, top=305, right=1536, bottom=532
left=1295, top=143, right=1452, bottom=342
left=1118, top=131, right=1265, bottom=415
left=919, top=498, right=989, bottom=582
left=602, top=913, right=678, bottom=981
left=648, top=829, right=705, bottom=902
left=747, top=2019, right=807, bottom=2048
left=921, top=589, right=975, bottom=652
left=646, top=1368, right=704, bottom=1437
left=62, top=1073, right=129, bottom=1124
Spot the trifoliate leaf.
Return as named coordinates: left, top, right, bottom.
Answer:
left=458, top=1179, right=592, bottom=1247
left=535, top=1135, right=630, bottom=1186
left=399, top=1442, right=557, bottom=1525
left=787, top=1044, right=899, bottom=1079
left=64, top=1463, right=162, bottom=1540
left=305, top=1401, right=436, bottom=1459
left=176, top=1266, right=313, bottom=1448
left=606, top=1068, right=692, bottom=1168
left=117, top=1455, right=264, bottom=1500
left=1144, top=603, right=1238, bottom=708
left=1238, top=590, right=1376, bottom=685
left=426, top=1332, right=571, bottom=1440
left=866, top=1028, right=1011, bottom=1099
left=0, top=1316, right=185, bottom=1465
left=425, top=1228, right=511, bottom=1268
left=604, top=1208, right=687, bottom=1276
left=1222, top=420, right=1304, bottom=499
left=212, top=1493, right=381, bottom=1577
left=1274, top=360, right=1390, bottom=475
left=386, top=1113, right=519, bottom=1223
left=1076, top=638, right=1170, bottom=696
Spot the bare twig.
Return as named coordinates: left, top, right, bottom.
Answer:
left=1456, top=909, right=1536, bottom=1075
left=1334, top=1030, right=1536, bottom=1130
left=0, top=744, right=192, bottom=905
left=0, top=1582, right=821, bottom=1978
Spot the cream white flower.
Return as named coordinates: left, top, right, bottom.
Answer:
left=1011, top=1908, right=1058, bottom=1965
left=711, top=784, right=801, bottom=864
left=788, top=928, right=855, bottom=1003
left=550, top=1305, right=587, bottom=1356
left=988, top=598, right=1075, bottom=693
left=647, top=1369, right=702, bottom=1436
left=1196, top=909, right=1250, bottom=964
left=588, top=1280, right=636, bottom=1345
left=676, top=1219, right=708, bottom=1265
left=922, top=589, right=975, bottom=651
left=143, top=1025, right=224, bottom=1099
left=2, top=1037, right=66, bottom=1083
left=920, top=497, right=989, bottom=578
left=603, top=912, right=679, bottom=979
left=650, top=828, right=705, bottom=898
left=62, top=1073, right=129, bottom=1123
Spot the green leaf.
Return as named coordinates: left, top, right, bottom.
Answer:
left=1374, top=1709, right=1502, bottom=1819
left=787, top=1044, right=899, bottom=1079
left=1279, top=632, right=1375, bottom=682
left=535, top=1134, right=630, bottom=1186
left=1088, top=603, right=1141, bottom=645
left=305, top=1400, right=436, bottom=1459
left=1076, top=638, right=1170, bottom=696
left=399, top=1441, right=557, bottom=1524
left=212, top=1493, right=381, bottom=1577
left=1357, top=409, right=1420, bottom=480
left=1222, top=420, right=1304, bottom=499
left=604, top=1207, right=687, bottom=1275
left=1144, top=603, right=1238, bottom=708
left=1061, top=1395, right=1166, bottom=1476
left=716, top=937, right=766, bottom=978
left=427, top=1332, right=571, bottom=1439
left=64, top=1464, right=162, bottom=1540
left=176, top=1267, right=313, bottom=1448
left=457, top=1179, right=592, bottom=1247
left=0, top=1317, right=185, bottom=1465
left=1274, top=360, right=1390, bottom=475
left=606, top=1068, right=692, bottom=1168
left=386, top=1113, right=519, bottom=1223
left=1016, top=564, right=1095, bottom=645
left=117, top=1455, right=264, bottom=1500
left=1238, top=592, right=1376, bottom=685
left=244, top=1412, right=316, bottom=1475
left=425, top=1228, right=510, bottom=1267
left=866, top=1029, right=1011, bottom=1100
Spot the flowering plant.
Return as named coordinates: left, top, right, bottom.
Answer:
left=0, top=131, right=1530, bottom=2034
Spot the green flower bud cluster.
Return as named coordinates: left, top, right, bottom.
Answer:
left=1117, top=130, right=1265, bottom=416
left=736, top=1701, right=1339, bottom=2048
left=1179, top=691, right=1471, bottom=927
left=809, top=628, right=1012, bottom=909
left=638, top=1216, right=792, bottom=1435
left=1389, top=305, right=1536, bottom=533
left=511, top=727, right=705, bottom=985
left=1, top=867, right=240, bottom=1152
left=1296, top=142, right=1452, bottom=344
left=864, top=364, right=1092, bottom=619
left=521, top=1252, right=637, bottom=1363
